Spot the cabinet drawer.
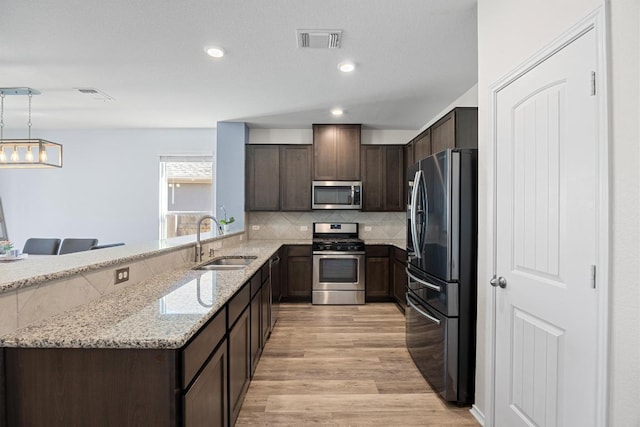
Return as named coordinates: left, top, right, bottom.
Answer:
left=228, top=283, right=251, bottom=327
left=365, top=245, right=389, bottom=257
left=261, top=261, right=270, bottom=284
left=182, top=307, right=227, bottom=389
left=249, top=272, right=261, bottom=298
left=287, top=245, right=312, bottom=257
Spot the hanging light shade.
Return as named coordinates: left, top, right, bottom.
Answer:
left=0, top=88, right=62, bottom=169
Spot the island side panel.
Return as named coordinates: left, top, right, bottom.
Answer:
left=5, top=348, right=178, bottom=427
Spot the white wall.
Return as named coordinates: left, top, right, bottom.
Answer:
left=416, top=84, right=478, bottom=133
left=0, top=128, right=215, bottom=250
left=608, top=0, right=640, bottom=424
left=215, top=122, right=247, bottom=232
left=477, top=0, right=640, bottom=425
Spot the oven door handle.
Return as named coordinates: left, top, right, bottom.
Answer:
left=406, top=268, right=441, bottom=292
left=313, top=251, right=365, bottom=256
left=407, top=294, right=441, bottom=325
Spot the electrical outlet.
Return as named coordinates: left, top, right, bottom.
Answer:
left=364, top=226, right=372, bottom=232
left=300, top=225, right=308, bottom=231
left=115, top=267, right=130, bottom=284
left=252, top=225, right=260, bottom=230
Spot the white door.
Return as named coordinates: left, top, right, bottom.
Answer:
left=493, top=28, right=600, bottom=426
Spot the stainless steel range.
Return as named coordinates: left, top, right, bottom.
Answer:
left=312, top=222, right=365, bottom=305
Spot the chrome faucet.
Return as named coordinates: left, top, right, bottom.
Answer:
left=195, top=215, right=223, bottom=262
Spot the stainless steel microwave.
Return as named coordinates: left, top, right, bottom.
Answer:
left=312, top=181, right=362, bottom=210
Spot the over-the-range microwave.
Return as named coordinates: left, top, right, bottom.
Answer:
left=312, top=181, right=362, bottom=210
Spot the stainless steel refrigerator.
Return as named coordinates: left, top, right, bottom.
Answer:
left=405, top=148, right=477, bottom=405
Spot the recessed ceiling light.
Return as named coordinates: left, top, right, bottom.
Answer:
left=205, top=46, right=225, bottom=58
left=338, top=62, right=355, bottom=73
left=331, top=108, right=344, bottom=116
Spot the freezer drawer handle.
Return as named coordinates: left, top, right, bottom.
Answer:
left=407, top=295, right=441, bottom=325
left=406, top=268, right=441, bottom=292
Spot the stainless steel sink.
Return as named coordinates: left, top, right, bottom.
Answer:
left=194, top=255, right=258, bottom=270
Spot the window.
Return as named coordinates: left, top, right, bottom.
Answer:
left=159, top=156, right=213, bottom=239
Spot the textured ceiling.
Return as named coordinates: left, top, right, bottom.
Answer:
left=0, top=0, right=477, bottom=130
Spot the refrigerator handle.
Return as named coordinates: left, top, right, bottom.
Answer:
left=422, top=168, right=429, bottom=253
left=406, top=268, right=441, bottom=292
left=410, top=170, right=423, bottom=259
left=407, top=294, right=441, bottom=325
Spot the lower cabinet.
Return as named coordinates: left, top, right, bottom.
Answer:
left=283, top=245, right=312, bottom=301
left=365, top=245, right=392, bottom=301
left=228, top=279, right=252, bottom=427
left=250, top=289, right=262, bottom=376
left=184, top=339, right=228, bottom=427
left=392, top=247, right=407, bottom=311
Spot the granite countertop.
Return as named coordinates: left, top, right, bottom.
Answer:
left=0, top=237, right=406, bottom=350
left=0, top=241, right=282, bottom=350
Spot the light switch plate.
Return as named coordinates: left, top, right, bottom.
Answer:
left=252, top=225, right=260, bottom=230
left=364, top=226, right=372, bottom=232
left=300, top=225, right=308, bottom=231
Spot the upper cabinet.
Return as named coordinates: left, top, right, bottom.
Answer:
left=280, top=145, right=313, bottom=211
left=312, top=124, right=361, bottom=181
left=246, top=145, right=312, bottom=211
left=406, top=107, right=478, bottom=166
left=246, top=145, right=280, bottom=211
left=361, top=145, right=404, bottom=212
left=412, top=129, right=431, bottom=164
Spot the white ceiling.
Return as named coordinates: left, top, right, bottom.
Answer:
left=0, top=0, right=478, bottom=131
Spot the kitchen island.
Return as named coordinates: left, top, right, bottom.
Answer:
left=0, top=239, right=285, bottom=427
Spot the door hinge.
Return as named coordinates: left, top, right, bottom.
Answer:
left=591, top=264, right=597, bottom=289
left=590, top=71, right=596, bottom=96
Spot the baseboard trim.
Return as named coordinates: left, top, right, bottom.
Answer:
left=470, top=405, right=485, bottom=426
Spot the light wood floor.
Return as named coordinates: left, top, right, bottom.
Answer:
left=235, top=303, right=479, bottom=426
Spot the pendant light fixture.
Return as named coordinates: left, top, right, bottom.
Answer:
left=0, top=88, right=62, bottom=168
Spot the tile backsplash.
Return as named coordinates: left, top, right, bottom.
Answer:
left=247, top=211, right=406, bottom=240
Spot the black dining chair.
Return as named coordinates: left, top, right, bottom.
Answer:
left=22, top=238, right=62, bottom=255
left=58, top=238, right=99, bottom=255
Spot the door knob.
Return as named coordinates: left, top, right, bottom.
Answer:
left=490, top=276, right=507, bottom=289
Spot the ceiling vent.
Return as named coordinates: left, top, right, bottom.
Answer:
left=74, top=87, right=114, bottom=101
left=296, top=29, right=342, bottom=48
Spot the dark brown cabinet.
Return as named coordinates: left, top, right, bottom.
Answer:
left=246, top=144, right=312, bottom=211
left=365, top=245, right=391, bottom=301
left=406, top=107, right=477, bottom=164
left=184, top=340, right=228, bottom=427
left=413, top=129, right=432, bottom=163
left=261, top=275, right=271, bottom=343
left=313, top=124, right=361, bottom=181
left=281, top=145, right=312, bottom=210
left=361, top=145, right=404, bottom=211
left=229, top=307, right=250, bottom=425
left=228, top=282, right=251, bottom=426
left=246, top=145, right=280, bottom=211
left=283, top=245, right=312, bottom=301
left=392, top=247, right=407, bottom=310
left=250, top=287, right=262, bottom=376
